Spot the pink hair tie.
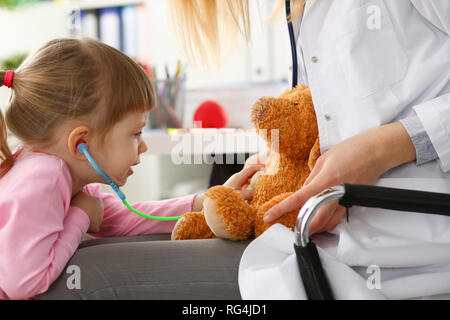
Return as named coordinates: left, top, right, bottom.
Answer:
left=3, top=70, right=14, bottom=88
left=0, top=149, right=21, bottom=169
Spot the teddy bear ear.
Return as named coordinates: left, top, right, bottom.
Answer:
left=251, top=97, right=271, bottom=126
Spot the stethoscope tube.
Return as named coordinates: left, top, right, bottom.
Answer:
left=286, top=0, right=298, bottom=88
left=77, top=143, right=182, bottom=221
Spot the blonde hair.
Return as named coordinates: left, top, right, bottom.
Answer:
left=168, top=0, right=305, bottom=69
left=0, top=38, right=155, bottom=178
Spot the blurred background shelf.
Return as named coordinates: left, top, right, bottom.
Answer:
left=68, top=0, right=144, bottom=10
left=0, top=0, right=292, bottom=88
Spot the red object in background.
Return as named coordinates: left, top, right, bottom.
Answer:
left=193, top=100, right=228, bottom=128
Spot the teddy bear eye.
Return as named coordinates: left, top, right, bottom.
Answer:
left=293, top=103, right=299, bottom=106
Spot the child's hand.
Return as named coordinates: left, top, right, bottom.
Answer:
left=241, top=151, right=268, bottom=189
left=244, top=151, right=268, bottom=169
left=223, top=164, right=265, bottom=201
left=71, top=190, right=104, bottom=233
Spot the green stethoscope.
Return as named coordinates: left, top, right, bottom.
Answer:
left=77, top=143, right=181, bottom=221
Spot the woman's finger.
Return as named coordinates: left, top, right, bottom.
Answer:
left=263, top=190, right=302, bottom=223
left=321, top=206, right=346, bottom=232
left=308, top=201, right=338, bottom=235
left=263, top=182, right=319, bottom=223
left=263, top=170, right=333, bottom=223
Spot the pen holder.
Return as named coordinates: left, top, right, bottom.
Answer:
left=149, top=76, right=186, bottom=129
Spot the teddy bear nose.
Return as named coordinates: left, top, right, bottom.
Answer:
left=251, top=97, right=270, bottom=126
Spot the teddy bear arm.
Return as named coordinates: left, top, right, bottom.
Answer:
left=171, top=211, right=217, bottom=240
left=204, top=186, right=256, bottom=240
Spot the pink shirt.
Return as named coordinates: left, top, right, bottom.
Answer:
left=0, top=149, right=196, bottom=300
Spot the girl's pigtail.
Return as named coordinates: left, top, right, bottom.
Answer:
left=0, top=71, right=14, bottom=178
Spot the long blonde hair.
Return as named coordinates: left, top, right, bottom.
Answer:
left=168, top=0, right=305, bottom=69
left=0, top=38, right=155, bottom=178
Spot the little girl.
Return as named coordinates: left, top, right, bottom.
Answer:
left=0, top=38, right=260, bottom=300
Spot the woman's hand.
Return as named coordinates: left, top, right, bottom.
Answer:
left=71, top=189, right=104, bottom=233
left=263, top=122, right=416, bottom=235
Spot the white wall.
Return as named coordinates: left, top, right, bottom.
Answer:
left=0, top=3, right=69, bottom=59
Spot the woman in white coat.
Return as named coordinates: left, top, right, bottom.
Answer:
left=170, top=0, right=450, bottom=299
left=261, top=0, right=450, bottom=236
left=171, top=0, right=450, bottom=234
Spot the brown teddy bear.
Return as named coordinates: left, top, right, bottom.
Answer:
left=171, top=84, right=320, bottom=240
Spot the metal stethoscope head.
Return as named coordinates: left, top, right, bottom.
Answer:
left=294, top=186, right=346, bottom=247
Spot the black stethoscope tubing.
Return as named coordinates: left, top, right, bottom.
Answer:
left=286, top=0, right=298, bottom=88
left=285, top=0, right=334, bottom=300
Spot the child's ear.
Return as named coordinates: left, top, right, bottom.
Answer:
left=67, top=126, right=90, bottom=160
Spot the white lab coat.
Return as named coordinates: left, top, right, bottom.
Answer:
left=239, top=0, right=450, bottom=299
left=294, top=0, right=450, bottom=174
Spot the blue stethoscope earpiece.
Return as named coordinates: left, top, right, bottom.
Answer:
left=76, top=143, right=182, bottom=221
left=77, top=143, right=125, bottom=201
